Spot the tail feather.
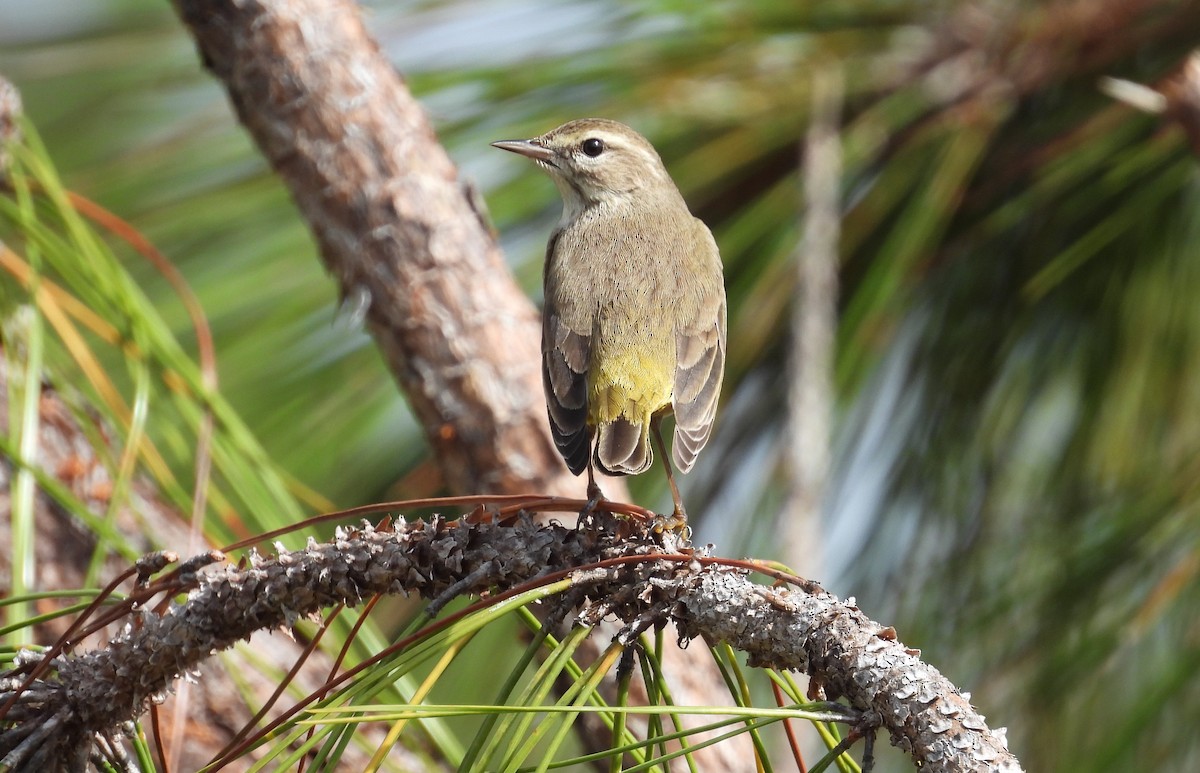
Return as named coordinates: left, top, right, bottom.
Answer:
left=594, top=417, right=652, bottom=475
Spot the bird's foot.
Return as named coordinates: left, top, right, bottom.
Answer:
left=651, top=509, right=689, bottom=536
left=650, top=510, right=692, bottom=552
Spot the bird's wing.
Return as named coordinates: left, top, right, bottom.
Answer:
left=672, top=232, right=726, bottom=474
left=543, top=299, right=592, bottom=477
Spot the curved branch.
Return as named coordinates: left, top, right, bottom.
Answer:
left=0, top=516, right=1022, bottom=771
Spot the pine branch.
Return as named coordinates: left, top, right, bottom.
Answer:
left=0, top=515, right=1021, bottom=772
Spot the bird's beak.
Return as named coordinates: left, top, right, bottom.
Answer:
left=491, top=138, right=556, bottom=163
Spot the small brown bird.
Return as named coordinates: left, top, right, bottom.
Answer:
left=493, top=118, right=726, bottom=517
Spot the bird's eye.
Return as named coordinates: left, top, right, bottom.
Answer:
left=581, top=138, right=604, bottom=157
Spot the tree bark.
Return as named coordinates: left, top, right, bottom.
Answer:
left=173, top=0, right=569, bottom=498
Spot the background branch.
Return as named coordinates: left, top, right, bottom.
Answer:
left=173, top=0, right=569, bottom=497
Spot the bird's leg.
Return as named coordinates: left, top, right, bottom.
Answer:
left=582, top=454, right=605, bottom=516
left=651, top=419, right=687, bottom=526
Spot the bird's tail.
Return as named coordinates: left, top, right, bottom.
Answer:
left=594, top=416, right=653, bottom=475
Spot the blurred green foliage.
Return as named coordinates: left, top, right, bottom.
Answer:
left=2, top=0, right=1200, bottom=770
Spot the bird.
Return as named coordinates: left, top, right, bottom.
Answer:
left=492, top=118, right=726, bottom=518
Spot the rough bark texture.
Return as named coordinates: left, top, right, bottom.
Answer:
left=0, top=516, right=1021, bottom=772
left=677, top=571, right=1017, bottom=771
left=173, top=0, right=569, bottom=498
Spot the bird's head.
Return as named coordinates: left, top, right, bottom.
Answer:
left=492, top=118, right=675, bottom=215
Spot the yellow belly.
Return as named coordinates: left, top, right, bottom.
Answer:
left=589, top=346, right=673, bottom=427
